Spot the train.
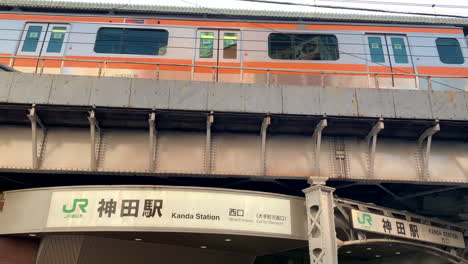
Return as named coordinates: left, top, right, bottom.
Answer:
left=0, top=5, right=467, bottom=90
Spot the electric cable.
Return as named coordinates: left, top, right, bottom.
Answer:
left=235, top=0, right=468, bottom=19
left=178, top=0, right=468, bottom=92
left=0, top=3, right=466, bottom=91
left=0, top=175, right=34, bottom=186
left=305, top=0, right=468, bottom=9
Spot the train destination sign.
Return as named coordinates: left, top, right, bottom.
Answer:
left=46, top=190, right=292, bottom=235
left=351, top=209, right=465, bottom=248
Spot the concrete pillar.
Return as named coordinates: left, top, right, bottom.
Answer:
left=303, top=184, right=338, bottom=264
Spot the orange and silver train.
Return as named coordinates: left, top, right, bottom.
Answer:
left=0, top=9, right=467, bottom=90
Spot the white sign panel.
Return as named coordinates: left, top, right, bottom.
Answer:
left=46, top=190, right=291, bottom=235
left=351, top=209, right=465, bottom=248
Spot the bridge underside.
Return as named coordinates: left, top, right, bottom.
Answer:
left=0, top=104, right=467, bottom=228
left=0, top=72, right=467, bottom=262
left=1, top=103, right=468, bottom=182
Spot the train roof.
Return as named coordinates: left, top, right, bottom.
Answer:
left=1, top=0, right=468, bottom=27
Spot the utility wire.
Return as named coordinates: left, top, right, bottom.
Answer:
left=0, top=175, right=34, bottom=186
left=294, top=0, right=468, bottom=10
left=1, top=1, right=466, bottom=91
left=3, top=37, right=468, bottom=59
left=1, top=27, right=468, bottom=41
left=235, top=0, right=468, bottom=19
left=177, top=0, right=468, bottom=92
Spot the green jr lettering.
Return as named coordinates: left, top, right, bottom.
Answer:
left=357, top=213, right=372, bottom=226
left=62, top=199, right=88, bottom=213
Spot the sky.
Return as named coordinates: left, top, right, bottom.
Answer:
left=31, top=0, right=468, bottom=17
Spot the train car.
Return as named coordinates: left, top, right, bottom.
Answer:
left=0, top=5, right=467, bottom=90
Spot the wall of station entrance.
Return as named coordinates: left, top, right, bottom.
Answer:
left=0, top=185, right=465, bottom=263
left=37, top=235, right=255, bottom=264
left=0, top=185, right=308, bottom=264
left=0, top=186, right=307, bottom=238
left=0, top=237, right=38, bottom=264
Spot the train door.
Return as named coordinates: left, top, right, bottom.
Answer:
left=194, top=29, right=241, bottom=82
left=14, top=23, right=70, bottom=73
left=366, top=34, right=417, bottom=88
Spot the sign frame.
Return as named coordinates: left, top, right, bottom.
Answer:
left=351, top=209, right=465, bottom=249
left=46, top=189, right=293, bottom=236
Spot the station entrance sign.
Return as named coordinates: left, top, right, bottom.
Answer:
left=351, top=209, right=465, bottom=248
left=46, top=190, right=292, bottom=235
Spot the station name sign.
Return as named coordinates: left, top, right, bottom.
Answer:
left=46, top=190, right=292, bottom=235
left=351, top=209, right=465, bottom=248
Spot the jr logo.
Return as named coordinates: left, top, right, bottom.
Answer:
left=62, top=199, right=88, bottom=214
left=357, top=213, right=372, bottom=226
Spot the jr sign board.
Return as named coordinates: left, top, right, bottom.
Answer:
left=351, top=209, right=465, bottom=248
left=46, top=189, right=292, bottom=235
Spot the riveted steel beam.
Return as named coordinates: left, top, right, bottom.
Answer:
left=312, top=119, right=327, bottom=177
left=303, top=185, right=338, bottom=264
left=260, top=115, right=271, bottom=176
left=205, top=111, right=214, bottom=174
left=366, top=118, right=384, bottom=178
left=27, top=104, right=46, bottom=170
left=88, top=109, right=101, bottom=171
left=148, top=112, right=157, bottom=172
left=418, top=122, right=440, bottom=180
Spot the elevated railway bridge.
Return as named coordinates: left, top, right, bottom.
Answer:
left=0, top=70, right=467, bottom=263
left=2, top=0, right=468, bottom=261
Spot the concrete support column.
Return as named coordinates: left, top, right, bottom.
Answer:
left=303, top=184, right=338, bottom=264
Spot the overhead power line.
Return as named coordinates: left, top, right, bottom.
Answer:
left=177, top=0, right=468, bottom=92
left=235, top=0, right=468, bottom=19
left=314, top=0, right=468, bottom=9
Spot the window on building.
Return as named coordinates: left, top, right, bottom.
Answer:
left=46, top=26, right=67, bottom=53
left=268, top=33, right=339, bottom=60
left=94, top=28, right=168, bottom=55
left=368, top=37, right=385, bottom=63
left=22, top=25, right=43, bottom=52
left=436, top=38, right=464, bottom=64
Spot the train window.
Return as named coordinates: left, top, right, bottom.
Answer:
left=22, top=25, right=43, bottom=52
left=94, top=28, right=168, bottom=56
left=47, top=26, right=67, bottom=53
left=368, top=37, right=385, bottom=63
left=390, top=37, right=408, bottom=64
left=268, top=33, right=339, bottom=61
left=199, top=32, right=214, bottom=58
left=436, top=38, right=464, bottom=64
left=223, top=33, right=238, bottom=59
